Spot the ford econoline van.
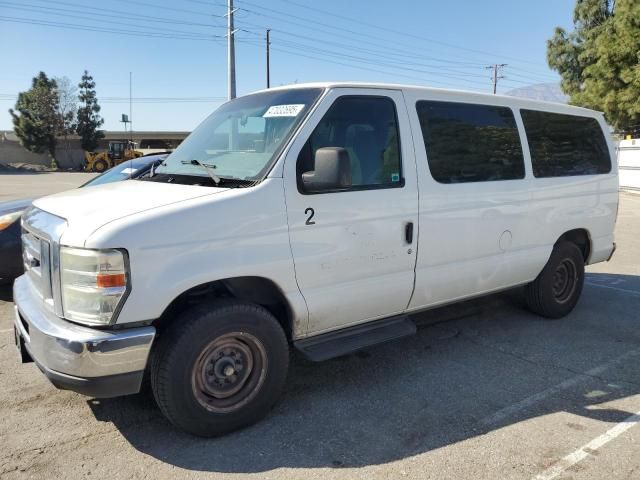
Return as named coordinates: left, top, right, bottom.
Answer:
left=13, top=83, right=618, bottom=436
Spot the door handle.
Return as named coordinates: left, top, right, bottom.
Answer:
left=405, top=222, right=414, bottom=244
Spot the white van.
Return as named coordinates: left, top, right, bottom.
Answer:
left=13, top=82, right=618, bottom=436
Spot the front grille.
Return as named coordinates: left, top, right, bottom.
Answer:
left=21, top=207, right=67, bottom=317
left=21, top=229, right=53, bottom=301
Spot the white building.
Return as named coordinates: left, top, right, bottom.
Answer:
left=618, top=139, right=640, bottom=191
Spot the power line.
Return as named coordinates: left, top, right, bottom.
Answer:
left=230, top=2, right=557, bottom=86
left=508, top=65, right=559, bottom=82
left=109, top=0, right=216, bottom=17
left=267, top=37, right=492, bottom=82
left=238, top=4, right=485, bottom=67
left=278, top=0, right=553, bottom=69
left=185, top=0, right=229, bottom=8
left=239, top=21, right=488, bottom=69
left=237, top=32, right=537, bottom=90
left=240, top=22, right=558, bottom=86
left=239, top=40, right=480, bottom=90
left=0, top=2, right=223, bottom=37
left=0, top=15, right=225, bottom=41
left=234, top=0, right=553, bottom=71
left=2, top=1, right=559, bottom=97
left=14, top=0, right=221, bottom=28
left=239, top=25, right=488, bottom=75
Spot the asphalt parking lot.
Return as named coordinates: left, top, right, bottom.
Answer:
left=0, top=171, right=97, bottom=202
left=1, top=174, right=639, bottom=479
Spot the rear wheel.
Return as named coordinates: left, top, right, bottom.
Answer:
left=525, top=241, right=585, bottom=318
left=150, top=300, right=289, bottom=437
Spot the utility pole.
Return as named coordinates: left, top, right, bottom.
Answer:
left=129, top=71, right=133, bottom=142
left=486, top=63, right=507, bottom=94
left=226, top=0, right=237, bottom=100
left=266, top=29, right=271, bottom=89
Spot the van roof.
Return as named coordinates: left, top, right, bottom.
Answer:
left=250, top=82, right=602, bottom=116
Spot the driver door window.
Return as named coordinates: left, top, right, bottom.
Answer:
left=297, top=96, right=403, bottom=192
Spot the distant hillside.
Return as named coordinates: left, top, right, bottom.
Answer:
left=505, top=83, right=568, bottom=103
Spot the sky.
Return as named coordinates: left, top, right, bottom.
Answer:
left=0, top=0, right=575, bottom=132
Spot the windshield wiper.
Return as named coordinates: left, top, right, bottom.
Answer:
left=181, top=159, right=221, bottom=185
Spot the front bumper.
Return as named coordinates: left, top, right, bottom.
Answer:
left=13, top=275, right=156, bottom=397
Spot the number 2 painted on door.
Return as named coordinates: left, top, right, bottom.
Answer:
left=305, top=207, right=315, bottom=225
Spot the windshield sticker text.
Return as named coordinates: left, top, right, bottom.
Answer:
left=263, top=104, right=305, bottom=118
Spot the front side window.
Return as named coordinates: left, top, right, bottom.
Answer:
left=416, top=101, right=525, bottom=184
left=521, top=110, right=611, bottom=178
left=297, top=96, right=403, bottom=192
left=156, top=88, right=322, bottom=183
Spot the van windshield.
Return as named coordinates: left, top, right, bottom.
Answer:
left=155, top=88, right=323, bottom=183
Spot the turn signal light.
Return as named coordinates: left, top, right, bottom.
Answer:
left=96, top=273, right=126, bottom=288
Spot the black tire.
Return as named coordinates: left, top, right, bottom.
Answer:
left=150, top=300, right=289, bottom=437
left=525, top=241, right=585, bottom=319
left=92, top=159, right=109, bottom=172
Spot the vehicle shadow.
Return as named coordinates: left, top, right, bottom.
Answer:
left=88, top=272, right=640, bottom=473
left=0, top=283, right=13, bottom=302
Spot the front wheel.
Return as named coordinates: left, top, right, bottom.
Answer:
left=150, top=301, right=289, bottom=437
left=92, top=158, right=109, bottom=172
left=525, top=241, right=585, bottom=319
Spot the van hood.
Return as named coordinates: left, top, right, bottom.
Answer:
left=32, top=180, right=228, bottom=246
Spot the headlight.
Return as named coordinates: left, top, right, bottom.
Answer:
left=0, top=210, right=24, bottom=231
left=60, top=247, right=130, bottom=326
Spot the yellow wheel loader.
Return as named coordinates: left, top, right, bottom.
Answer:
left=84, top=141, right=143, bottom=172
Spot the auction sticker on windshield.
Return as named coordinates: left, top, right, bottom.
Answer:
left=263, top=104, right=305, bottom=117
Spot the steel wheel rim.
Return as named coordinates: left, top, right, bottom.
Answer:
left=552, top=258, right=577, bottom=304
left=191, top=332, right=268, bottom=413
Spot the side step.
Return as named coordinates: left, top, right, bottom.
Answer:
left=294, top=315, right=416, bottom=362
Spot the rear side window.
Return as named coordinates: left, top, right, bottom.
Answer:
left=416, top=101, right=524, bottom=184
left=521, top=110, right=611, bottom=177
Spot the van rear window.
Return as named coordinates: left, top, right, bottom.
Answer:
left=416, top=101, right=525, bottom=184
left=521, top=110, right=611, bottom=178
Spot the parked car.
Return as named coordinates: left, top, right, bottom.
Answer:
left=0, top=153, right=167, bottom=284
left=0, top=198, right=32, bottom=284
left=12, top=83, right=618, bottom=437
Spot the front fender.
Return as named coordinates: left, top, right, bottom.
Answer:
left=84, top=178, right=309, bottom=335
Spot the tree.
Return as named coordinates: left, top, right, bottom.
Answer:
left=547, top=0, right=640, bottom=135
left=76, top=70, right=104, bottom=152
left=54, top=76, right=78, bottom=151
left=9, top=72, right=60, bottom=167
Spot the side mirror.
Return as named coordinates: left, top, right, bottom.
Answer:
left=302, top=147, right=352, bottom=192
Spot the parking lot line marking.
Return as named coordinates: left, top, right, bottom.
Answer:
left=532, top=409, right=640, bottom=480
left=0, top=328, right=13, bottom=333
left=481, top=347, right=640, bottom=426
left=586, top=282, right=640, bottom=296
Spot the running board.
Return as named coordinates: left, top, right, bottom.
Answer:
left=294, top=315, right=416, bottom=362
